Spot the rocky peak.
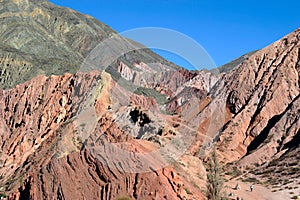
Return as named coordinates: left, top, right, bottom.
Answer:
left=211, top=28, right=300, bottom=169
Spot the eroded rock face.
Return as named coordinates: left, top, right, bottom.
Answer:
left=161, top=28, right=300, bottom=193
left=1, top=0, right=300, bottom=198
left=215, top=28, right=300, bottom=165
left=23, top=151, right=188, bottom=200
left=0, top=70, right=204, bottom=199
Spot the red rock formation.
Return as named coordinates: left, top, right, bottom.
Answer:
left=0, top=71, right=204, bottom=199
left=215, top=28, right=300, bottom=165
left=1, top=1, right=300, bottom=199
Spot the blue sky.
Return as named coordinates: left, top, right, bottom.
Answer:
left=50, top=0, right=300, bottom=69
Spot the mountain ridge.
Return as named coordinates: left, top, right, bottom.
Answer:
left=0, top=0, right=183, bottom=89
left=0, top=0, right=299, bottom=199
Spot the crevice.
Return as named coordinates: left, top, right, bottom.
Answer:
left=231, top=44, right=295, bottom=117
left=39, top=172, right=47, bottom=198
left=41, top=129, right=51, bottom=139
left=132, top=173, right=139, bottom=199
left=57, top=183, right=65, bottom=200
left=162, top=169, right=176, bottom=192
left=246, top=113, right=282, bottom=154
left=66, top=155, right=75, bottom=171
left=19, top=178, right=31, bottom=200
left=283, top=128, right=300, bottom=150
left=37, top=116, right=43, bottom=130
left=15, top=119, right=25, bottom=128
left=246, top=94, right=300, bottom=154
left=244, top=89, right=267, bottom=136
left=149, top=166, right=159, bottom=176
left=295, top=48, right=300, bottom=86
left=94, top=162, right=108, bottom=184
left=254, top=54, right=266, bottom=79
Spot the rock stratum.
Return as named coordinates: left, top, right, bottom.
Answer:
left=0, top=0, right=299, bottom=199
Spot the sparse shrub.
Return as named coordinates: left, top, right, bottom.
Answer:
left=254, top=162, right=260, bottom=167
left=19, top=176, right=24, bottom=186
left=115, top=195, right=133, bottom=200
left=0, top=193, right=7, bottom=198
left=243, top=177, right=260, bottom=184
left=225, top=166, right=242, bottom=178
left=268, top=160, right=278, bottom=167
left=184, top=187, right=193, bottom=195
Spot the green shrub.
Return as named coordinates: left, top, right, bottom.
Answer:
left=184, top=187, right=193, bottom=195
left=115, top=195, right=133, bottom=200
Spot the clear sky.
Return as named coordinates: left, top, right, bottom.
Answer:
left=50, top=0, right=300, bottom=69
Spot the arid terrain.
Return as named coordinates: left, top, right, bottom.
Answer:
left=0, top=0, right=299, bottom=199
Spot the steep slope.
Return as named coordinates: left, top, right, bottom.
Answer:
left=0, top=0, right=216, bottom=199
left=0, top=0, right=181, bottom=89
left=217, top=28, right=300, bottom=165
left=0, top=71, right=204, bottom=199
left=0, top=0, right=110, bottom=88
left=1, top=0, right=300, bottom=199
left=0, top=0, right=216, bottom=119
left=158, top=28, right=300, bottom=200
left=184, top=28, right=300, bottom=193
left=213, top=50, right=258, bottom=73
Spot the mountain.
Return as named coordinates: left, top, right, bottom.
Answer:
left=217, top=28, right=300, bottom=189
left=193, top=28, right=300, bottom=198
left=214, top=50, right=258, bottom=73
left=0, top=0, right=181, bottom=89
left=0, top=0, right=211, bottom=199
left=0, top=0, right=299, bottom=199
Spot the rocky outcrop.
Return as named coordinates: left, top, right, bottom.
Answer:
left=0, top=1, right=212, bottom=198
left=0, top=70, right=204, bottom=199
left=176, top=28, right=300, bottom=188
left=215, top=28, right=300, bottom=165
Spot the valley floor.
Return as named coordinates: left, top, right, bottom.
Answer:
left=225, top=178, right=300, bottom=200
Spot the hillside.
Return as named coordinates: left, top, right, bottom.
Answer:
left=0, top=0, right=180, bottom=89
left=0, top=0, right=299, bottom=200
